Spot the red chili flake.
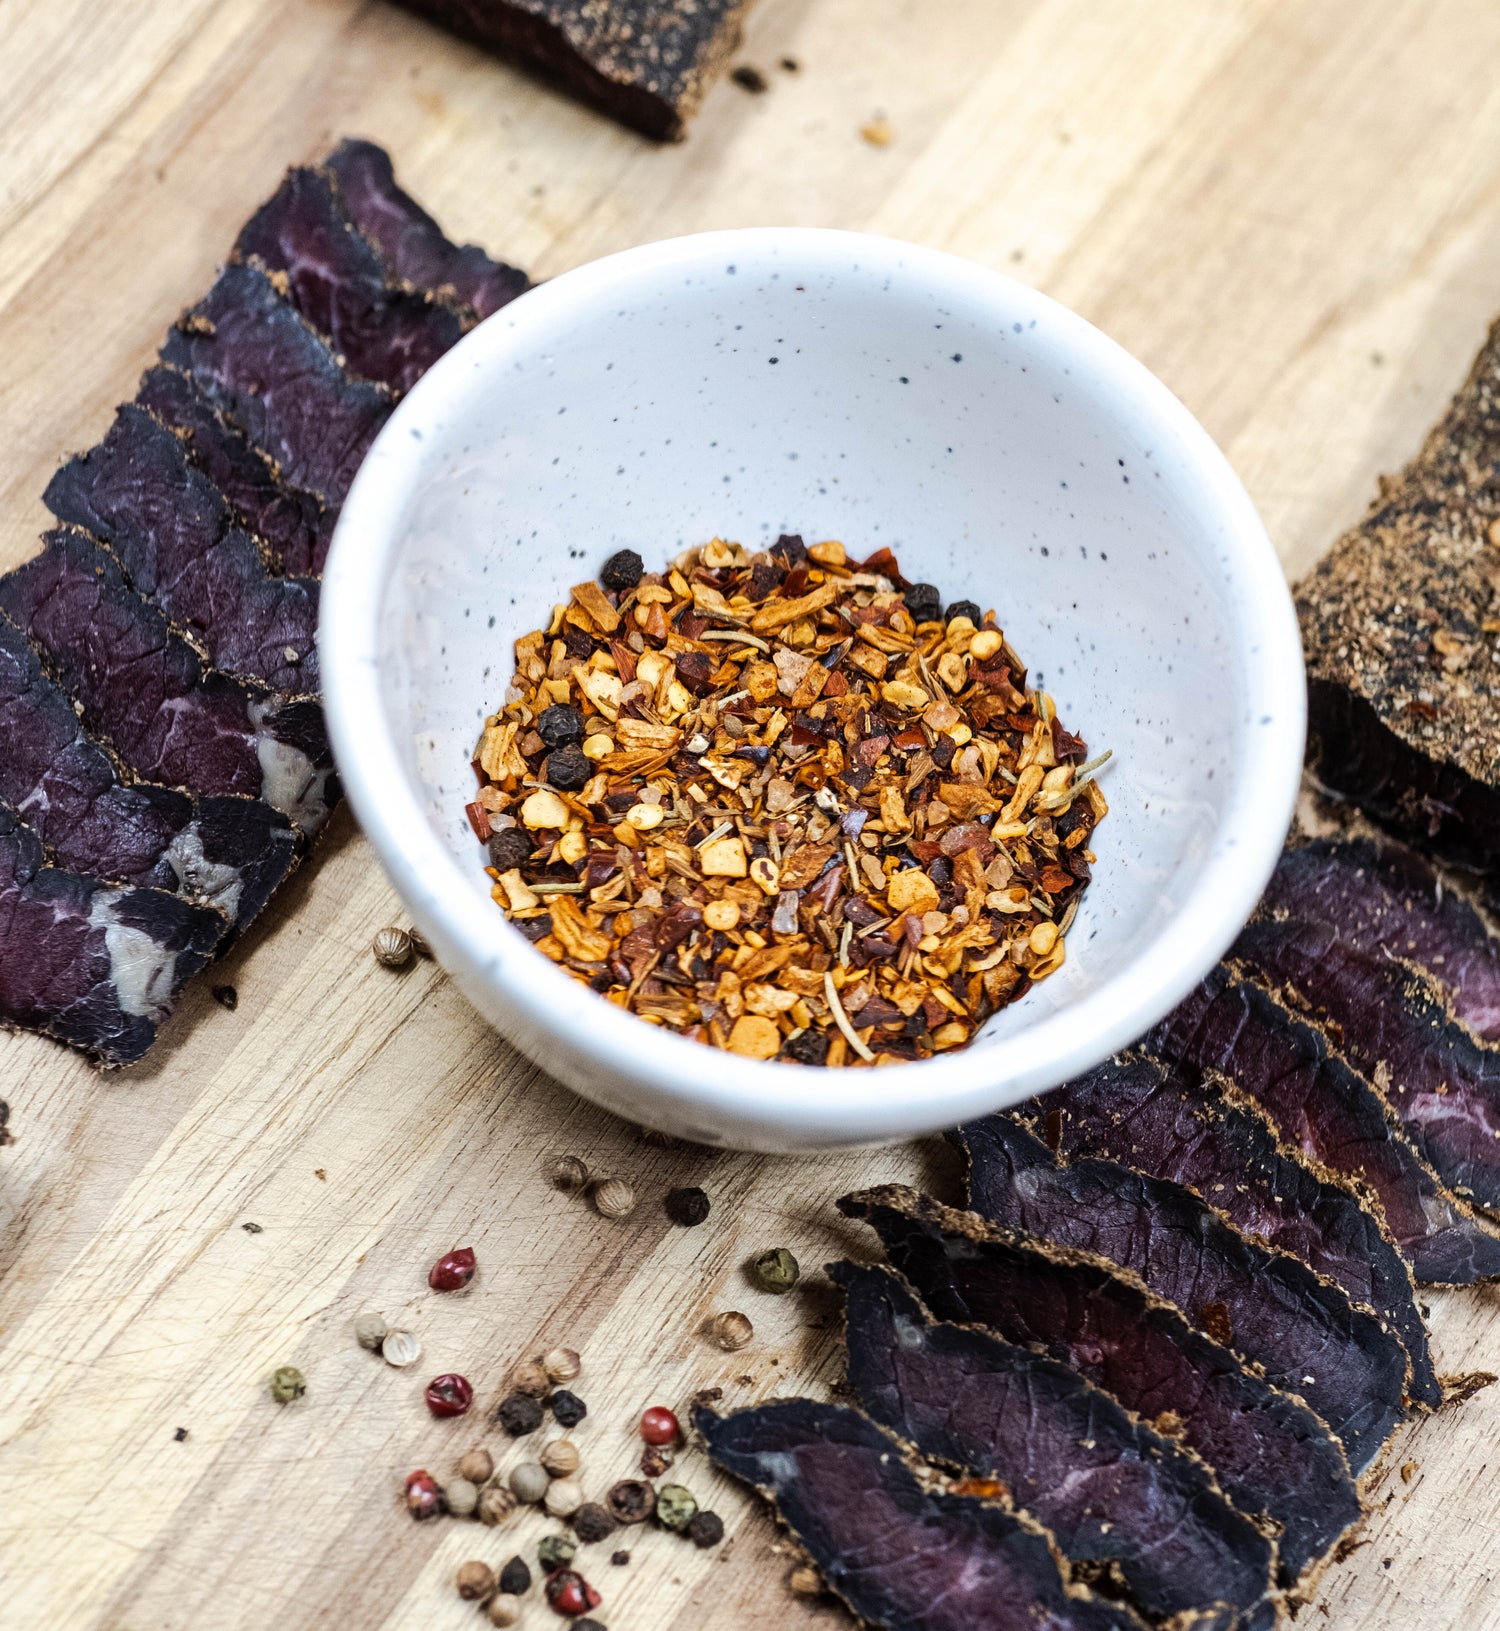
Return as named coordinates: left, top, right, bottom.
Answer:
left=545, top=1570, right=601, bottom=1616
left=639, top=1405, right=680, bottom=1445
left=465, top=801, right=492, bottom=842
left=425, top=1373, right=474, bottom=1418
left=404, top=1468, right=443, bottom=1519
left=428, top=1246, right=477, bottom=1290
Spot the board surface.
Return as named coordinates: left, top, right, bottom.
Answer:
left=5, top=1, right=1500, bottom=1626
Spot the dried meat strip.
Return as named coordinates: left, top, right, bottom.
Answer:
left=1234, top=912, right=1500, bottom=1211
left=135, top=364, right=334, bottom=578
left=696, top=1397, right=1148, bottom=1631
left=160, top=261, right=394, bottom=504
left=235, top=165, right=468, bottom=394
left=1149, top=968, right=1500, bottom=1287
left=0, top=802, right=223, bottom=1065
left=0, top=529, right=334, bottom=838
left=44, top=404, right=319, bottom=690
left=325, top=139, right=528, bottom=319
left=960, top=1114, right=1410, bottom=1469
left=1012, top=1054, right=1440, bottom=1408
left=829, top=1260, right=1277, bottom=1631
left=1266, top=834, right=1500, bottom=1041
left=840, top=1186, right=1362, bottom=1590
left=0, top=612, right=294, bottom=924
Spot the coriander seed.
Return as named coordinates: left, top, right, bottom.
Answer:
left=497, top=1391, right=545, bottom=1436
left=752, top=1246, right=800, bottom=1294
left=687, top=1509, right=725, bottom=1548
left=544, top=1477, right=585, bottom=1518
left=541, top=1438, right=580, bottom=1478
left=543, top=1346, right=582, bottom=1383
left=268, top=1365, right=305, bottom=1404
left=486, top=1597, right=521, bottom=1628
left=664, top=1186, right=710, bottom=1227
left=445, top=1477, right=479, bottom=1518
left=655, top=1483, right=698, bottom=1532
left=353, top=1310, right=388, bottom=1351
left=372, top=926, right=412, bottom=968
left=381, top=1329, right=422, bottom=1368
left=549, top=1389, right=587, bottom=1428
left=550, top=1154, right=591, bottom=1194
left=498, top=1555, right=532, bottom=1595
left=477, top=1483, right=518, bottom=1525
left=606, top=1479, right=654, bottom=1525
left=509, top=1460, right=549, bottom=1504
left=709, top=1311, right=753, bottom=1351
left=538, top=1533, right=578, bottom=1571
left=458, top=1447, right=495, bottom=1485
left=592, top=1176, right=635, bottom=1219
left=407, top=925, right=432, bottom=958
left=456, top=1559, right=496, bottom=1601
left=511, top=1357, right=551, bottom=1397
left=573, top=1502, right=615, bottom=1544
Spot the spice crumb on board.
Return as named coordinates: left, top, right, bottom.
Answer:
left=469, top=535, right=1105, bottom=1068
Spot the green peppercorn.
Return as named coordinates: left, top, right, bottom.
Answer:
left=655, top=1483, right=698, bottom=1532
left=268, top=1365, right=306, bottom=1404
left=538, top=1533, right=578, bottom=1571
left=752, top=1246, right=800, bottom=1294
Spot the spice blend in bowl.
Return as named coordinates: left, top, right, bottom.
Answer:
left=468, top=536, right=1105, bottom=1067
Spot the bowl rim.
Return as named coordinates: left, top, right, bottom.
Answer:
left=320, top=225, right=1305, bottom=1143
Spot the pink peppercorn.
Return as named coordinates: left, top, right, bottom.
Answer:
left=426, top=1373, right=475, bottom=1418
left=428, top=1246, right=477, bottom=1290
left=545, top=1571, right=601, bottom=1616
left=404, top=1468, right=443, bottom=1519
left=639, top=1405, right=680, bottom=1446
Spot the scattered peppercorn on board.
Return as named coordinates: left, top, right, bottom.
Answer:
left=9, top=2, right=1500, bottom=1629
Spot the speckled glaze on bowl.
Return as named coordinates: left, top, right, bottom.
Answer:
left=320, top=228, right=1304, bottom=1152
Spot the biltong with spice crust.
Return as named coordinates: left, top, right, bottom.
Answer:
left=840, top=1186, right=1362, bottom=1591
left=830, top=1260, right=1277, bottom=1631
left=1150, top=967, right=1500, bottom=1287
left=1010, top=1053, right=1440, bottom=1408
left=695, top=1397, right=1149, bottom=1631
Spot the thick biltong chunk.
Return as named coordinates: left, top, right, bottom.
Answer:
left=961, top=1114, right=1409, bottom=1468
left=325, top=139, right=529, bottom=318
left=0, top=529, right=334, bottom=838
left=235, top=165, right=467, bottom=393
left=0, top=613, right=294, bottom=924
left=840, top=1186, right=1362, bottom=1589
left=830, top=1260, right=1276, bottom=1629
left=135, top=364, right=334, bottom=578
left=1015, top=1054, right=1440, bottom=1408
left=1267, top=835, right=1500, bottom=1040
left=385, top=3, right=749, bottom=143
left=0, top=802, right=223, bottom=1064
left=45, top=404, right=319, bottom=689
left=160, top=261, right=394, bottom=503
left=1151, top=968, right=1500, bottom=1287
left=1234, top=912, right=1500, bottom=1211
left=696, top=1397, right=1147, bottom=1631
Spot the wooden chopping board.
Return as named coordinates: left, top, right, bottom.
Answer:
left=5, top=1, right=1500, bottom=1625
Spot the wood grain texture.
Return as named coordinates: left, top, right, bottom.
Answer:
left=3, top=1, right=1500, bottom=1626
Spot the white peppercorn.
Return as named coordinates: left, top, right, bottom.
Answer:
left=592, top=1177, right=636, bottom=1219
left=381, top=1329, right=422, bottom=1368
left=544, top=1477, right=585, bottom=1517
left=543, top=1346, right=581, bottom=1384
left=509, top=1461, right=549, bottom=1505
left=541, top=1439, right=580, bottom=1478
left=446, top=1477, right=479, bottom=1518
left=373, top=926, right=412, bottom=968
left=353, top=1310, right=389, bottom=1351
left=486, top=1595, right=521, bottom=1627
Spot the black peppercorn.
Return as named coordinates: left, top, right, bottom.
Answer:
left=496, top=1390, right=545, bottom=1436
left=212, top=984, right=237, bottom=1010
left=687, top=1509, right=725, bottom=1548
left=945, top=598, right=982, bottom=625
left=537, top=703, right=585, bottom=748
left=610, top=1550, right=630, bottom=1566
left=538, top=1534, right=577, bottom=1571
left=549, top=1389, right=588, bottom=1428
left=498, top=1556, right=531, bottom=1595
left=903, top=582, right=942, bottom=622
left=600, top=549, right=644, bottom=591
left=605, top=1479, right=655, bottom=1525
left=781, top=1029, right=829, bottom=1066
left=573, top=1502, right=616, bottom=1544
left=663, top=1186, right=711, bottom=1227
left=546, top=744, right=592, bottom=792
left=574, top=1621, right=606, bottom=1631
left=488, top=828, right=533, bottom=871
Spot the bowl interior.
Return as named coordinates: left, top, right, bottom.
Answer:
left=325, top=229, right=1302, bottom=1142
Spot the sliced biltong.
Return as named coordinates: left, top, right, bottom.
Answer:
left=830, top=1259, right=1277, bottom=1629
left=385, top=3, right=750, bottom=142
left=0, top=612, right=294, bottom=924
left=960, top=1113, right=1409, bottom=1468
left=839, top=1185, right=1362, bottom=1589
left=44, top=404, right=319, bottom=689
left=1150, top=967, right=1500, bottom=1286
left=695, top=1397, right=1148, bottom=1631
left=0, top=802, right=223, bottom=1064
left=325, top=139, right=529, bottom=318
left=1266, top=834, right=1500, bottom=1040
left=1012, top=1053, right=1440, bottom=1407
left=235, top=165, right=467, bottom=393
left=1233, top=911, right=1500, bottom=1211
left=160, top=260, right=394, bottom=503
left=135, top=364, right=334, bottom=578
left=0, top=529, right=334, bottom=838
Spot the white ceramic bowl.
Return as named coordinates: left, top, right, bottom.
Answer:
left=320, top=228, right=1304, bottom=1152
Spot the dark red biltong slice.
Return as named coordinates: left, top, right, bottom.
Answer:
left=1266, top=835, right=1500, bottom=1040
left=44, top=404, right=319, bottom=690
left=0, top=802, right=223, bottom=1064
left=0, top=529, right=334, bottom=838
left=325, top=139, right=529, bottom=318
left=1013, top=1054, right=1440, bottom=1408
left=960, top=1114, right=1409, bottom=1469
left=1233, top=912, right=1500, bottom=1211
left=135, top=364, right=334, bottom=578
left=1149, top=968, right=1500, bottom=1287
left=0, top=613, right=294, bottom=925
left=695, top=1397, right=1147, bottom=1631
left=840, top=1186, right=1361, bottom=1590
left=160, top=261, right=394, bottom=503
left=829, top=1259, right=1276, bottom=1630
left=235, top=165, right=467, bottom=394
